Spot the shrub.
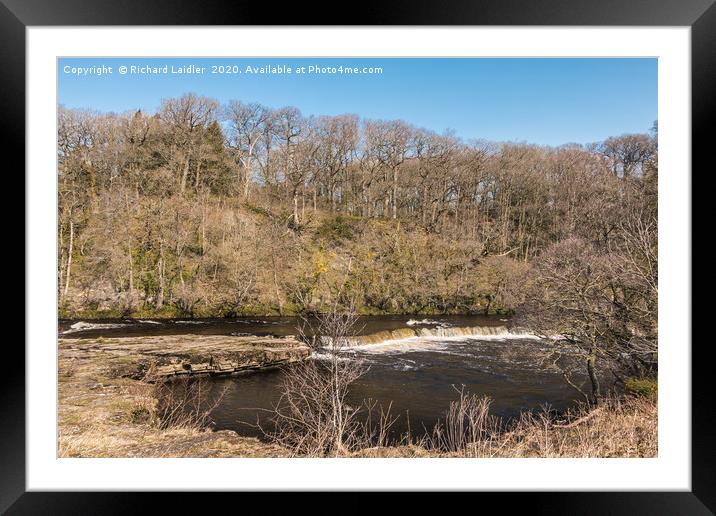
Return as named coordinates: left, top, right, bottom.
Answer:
left=316, top=216, right=358, bottom=243
left=624, top=377, right=658, bottom=400
left=151, top=377, right=227, bottom=431
left=130, top=405, right=152, bottom=424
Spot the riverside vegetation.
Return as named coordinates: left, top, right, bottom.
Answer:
left=58, top=94, right=658, bottom=457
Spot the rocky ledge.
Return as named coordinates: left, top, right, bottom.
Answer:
left=59, top=334, right=311, bottom=380
left=58, top=334, right=310, bottom=458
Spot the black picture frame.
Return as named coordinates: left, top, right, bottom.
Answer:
left=3, top=0, right=708, bottom=512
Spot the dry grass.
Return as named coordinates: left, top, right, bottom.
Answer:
left=58, top=342, right=289, bottom=458
left=266, top=378, right=657, bottom=459
left=428, top=388, right=501, bottom=456
left=402, top=392, right=658, bottom=458
left=351, top=393, right=657, bottom=458
left=150, top=376, right=229, bottom=431
left=490, top=395, right=657, bottom=458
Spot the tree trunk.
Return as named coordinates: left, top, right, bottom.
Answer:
left=293, top=191, right=299, bottom=225
left=483, top=294, right=492, bottom=316
left=455, top=185, right=460, bottom=223
left=180, top=156, right=190, bottom=192
left=587, top=347, right=600, bottom=406
left=271, top=253, right=283, bottom=315
left=422, top=184, right=428, bottom=225
left=243, top=156, right=252, bottom=199
left=392, top=167, right=398, bottom=219
left=58, top=221, right=65, bottom=294
left=330, top=179, right=336, bottom=212
left=201, top=203, right=206, bottom=255
left=63, top=217, right=74, bottom=299
left=128, top=244, right=133, bottom=293
left=156, top=249, right=165, bottom=309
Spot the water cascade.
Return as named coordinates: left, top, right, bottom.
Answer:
left=337, top=325, right=535, bottom=348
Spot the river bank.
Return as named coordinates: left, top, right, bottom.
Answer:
left=58, top=329, right=656, bottom=458
left=58, top=305, right=514, bottom=321
left=58, top=334, right=309, bottom=457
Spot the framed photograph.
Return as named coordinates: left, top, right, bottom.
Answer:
left=5, top=0, right=708, bottom=511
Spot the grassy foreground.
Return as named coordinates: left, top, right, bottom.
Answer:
left=58, top=345, right=287, bottom=458
left=352, top=396, right=657, bottom=458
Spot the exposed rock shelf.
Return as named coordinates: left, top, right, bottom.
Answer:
left=59, top=334, right=311, bottom=379
left=58, top=334, right=302, bottom=457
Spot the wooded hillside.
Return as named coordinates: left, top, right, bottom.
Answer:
left=58, top=94, right=657, bottom=320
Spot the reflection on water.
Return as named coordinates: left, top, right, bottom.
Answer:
left=204, top=336, right=589, bottom=441
left=58, top=314, right=507, bottom=339
left=59, top=315, right=595, bottom=441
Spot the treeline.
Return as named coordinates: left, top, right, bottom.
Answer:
left=58, top=94, right=657, bottom=324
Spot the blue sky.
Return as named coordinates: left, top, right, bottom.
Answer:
left=58, top=57, right=657, bottom=146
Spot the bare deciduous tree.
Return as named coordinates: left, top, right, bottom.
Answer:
left=269, top=302, right=367, bottom=456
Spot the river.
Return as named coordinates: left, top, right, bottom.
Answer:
left=59, top=315, right=589, bottom=441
